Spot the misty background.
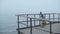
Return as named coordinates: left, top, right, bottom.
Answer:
left=0, top=0, right=60, bottom=33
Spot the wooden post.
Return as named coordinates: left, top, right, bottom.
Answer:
left=49, top=14, right=50, bottom=21
left=49, top=14, right=52, bottom=34
left=34, top=14, right=35, bottom=26
left=53, top=13, right=54, bottom=21
left=17, top=16, right=20, bottom=34
left=50, top=21, right=52, bottom=34
left=39, top=13, right=41, bottom=25
left=27, top=14, right=28, bottom=27
left=30, top=18, right=32, bottom=34
left=58, top=14, right=59, bottom=21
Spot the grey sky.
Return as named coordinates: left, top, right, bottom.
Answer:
left=0, top=0, right=60, bottom=13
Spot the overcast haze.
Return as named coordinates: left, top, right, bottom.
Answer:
left=0, top=0, right=60, bottom=32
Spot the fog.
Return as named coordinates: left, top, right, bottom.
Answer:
left=0, top=0, right=60, bottom=32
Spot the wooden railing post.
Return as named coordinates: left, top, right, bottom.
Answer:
left=30, top=18, right=32, bottom=34
left=50, top=21, right=52, bottom=34
left=27, top=14, right=28, bottom=27
left=17, top=16, right=20, bottom=34
left=34, top=14, right=35, bottom=26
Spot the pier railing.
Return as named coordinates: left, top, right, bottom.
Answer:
left=16, top=12, right=60, bottom=34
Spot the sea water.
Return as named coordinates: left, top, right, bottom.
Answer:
left=0, top=23, right=60, bottom=34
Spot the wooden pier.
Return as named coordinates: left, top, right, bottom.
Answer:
left=16, top=12, right=60, bottom=34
